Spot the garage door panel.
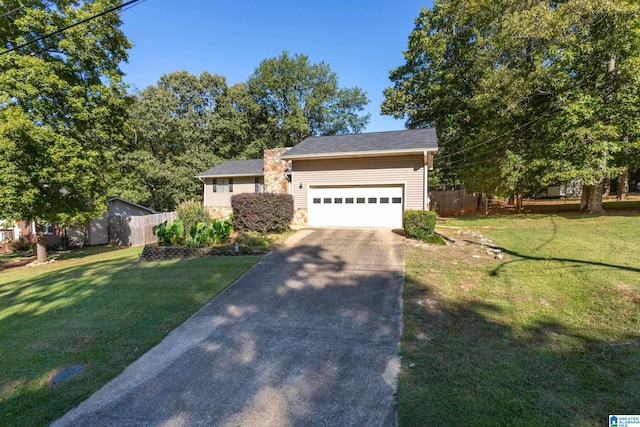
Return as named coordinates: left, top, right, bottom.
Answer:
left=308, top=186, right=403, bottom=228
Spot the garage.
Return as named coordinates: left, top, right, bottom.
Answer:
left=307, top=185, right=404, bottom=228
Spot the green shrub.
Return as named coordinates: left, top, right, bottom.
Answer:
left=152, top=220, right=184, bottom=246
left=231, top=193, right=293, bottom=234
left=403, top=210, right=438, bottom=241
left=11, top=237, right=33, bottom=252
left=177, top=200, right=211, bottom=234
left=235, top=231, right=273, bottom=249
left=422, top=233, right=447, bottom=245
left=184, top=219, right=233, bottom=247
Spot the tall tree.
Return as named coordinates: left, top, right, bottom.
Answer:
left=247, top=52, right=370, bottom=149
left=112, top=71, right=268, bottom=211
left=382, top=0, right=640, bottom=214
left=0, top=0, right=131, bottom=261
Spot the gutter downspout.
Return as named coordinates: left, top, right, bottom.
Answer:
left=423, top=151, right=429, bottom=210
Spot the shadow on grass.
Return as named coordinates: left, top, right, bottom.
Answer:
left=488, top=245, right=640, bottom=276
left=48, top=228, right=404, bottom=427
left=400, top=275, right=640, bottom=426
left=447, top=206, right=640, bottom=220
left=0, top=250, right=260, bottom=426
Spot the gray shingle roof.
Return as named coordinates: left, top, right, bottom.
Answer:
left=196, top=159, right=264, bottom=178
left=280, top=128, right=438, bottom=159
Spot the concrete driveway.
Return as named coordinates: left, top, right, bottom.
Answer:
left=53, top=228, right=405, bottom=427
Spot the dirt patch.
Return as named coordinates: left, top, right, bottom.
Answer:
left=615, top=283, right=640, bottom=304
left=0, top=257, right=35, bottom=272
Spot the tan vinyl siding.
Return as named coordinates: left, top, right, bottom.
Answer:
left=203, top=176, right=258, bottom=207
left=291, top=154, right=425, bottom=210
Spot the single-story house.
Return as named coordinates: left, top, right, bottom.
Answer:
left=197, top=128, right=438, bottom=229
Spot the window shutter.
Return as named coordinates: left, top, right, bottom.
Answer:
left=212, top=178, right=217, bottom=193
left=229, top=178, right=233, bottom=193
left=254, top=177, right=259, bottom=193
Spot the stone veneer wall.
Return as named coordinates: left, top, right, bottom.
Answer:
left=292, top=208, right=308, bottom=225
left=263, top=148, right=289, bottom=194
left=207, top=206, right=233, bottom=219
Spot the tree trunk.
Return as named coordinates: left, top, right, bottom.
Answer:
left=516, top=194, right=523, bottom=214
left=35, top=222, right=47, bottom=262
left=580, top=184, right=591, bottom=211
left=587, top=179, right=605, bottom=215
left=617, top=169, right=629, bottom=200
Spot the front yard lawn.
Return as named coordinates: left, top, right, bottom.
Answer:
left=400, top=213, right=640, bottom=426
left=0, top=246, right=261, bottom=426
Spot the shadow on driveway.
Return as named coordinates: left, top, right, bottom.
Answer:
left=53, top=228, right=405, bottom=427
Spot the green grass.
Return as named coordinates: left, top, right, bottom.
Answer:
left=400, top=213, right=640, bottom=427
left=0, top=246, right=260, bottom=426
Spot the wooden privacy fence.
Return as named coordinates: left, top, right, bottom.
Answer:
left=109, top=211, right=177, bottom=246
left=429, top=188, right=479, bottom=216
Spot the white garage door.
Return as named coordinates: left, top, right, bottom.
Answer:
left=308, top=186, right=404, bottom=228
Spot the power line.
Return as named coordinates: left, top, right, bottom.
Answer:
left=433, top=74, right=599, bottom=165
left=0, top=5, right=26, bottom=19
left=0, top=0, right=141, bottom=56
left=436, top=107, right=562, bottom=161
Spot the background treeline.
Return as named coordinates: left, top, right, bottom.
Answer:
left=382, top=0, right=640, bottom=214
left=109, top=52, right=371, bottom=212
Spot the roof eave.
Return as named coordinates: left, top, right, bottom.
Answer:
left=195, top=172, right=265, bottom=179
left=280, top=147, right=438, bottom=161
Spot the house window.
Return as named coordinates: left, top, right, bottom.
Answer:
left=313, top=198, right=321, bottom=204
left=356, top=198, right=365, bottom=204
left=392, top=197, right=402, bottom=204
left=213, top=178, right=234, bottom=193
left=255, top=176, right=264, bottom=193
left=44, top=222, right=55, bottom=235
left=368, top=197, right=377, bottom=204
left=380, top=197, right=389, bottom=204
left=323, top=198, right=332, bottom=204
left=334, top=198, right=343, bottom=204
left=346, top=198, right=354, bottom=204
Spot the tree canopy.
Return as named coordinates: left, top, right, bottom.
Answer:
left=114, top=53, right=371, bottom=211
left=382, top=0, right=640, bottom=213
left=0, top=0, right=131, bottom=258
left=248, top=52, right=370, bottom=149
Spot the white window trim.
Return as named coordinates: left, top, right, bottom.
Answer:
left=44, top=222, right=55, bottom=235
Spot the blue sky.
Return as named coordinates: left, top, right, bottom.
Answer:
left=119, top=0, right=433, bottom=133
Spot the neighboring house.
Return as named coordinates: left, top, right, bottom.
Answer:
left=13, top=197, right=159, bottom=247
left=12, top=220, right=63, bottom=247
left=197, top=128, right=438, bottom=228
left=0, top=220, right=13, bottom=242
left=546, top=180, right=582, bottom=198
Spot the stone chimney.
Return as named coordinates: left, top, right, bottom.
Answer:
left=263, top=148, right=289, bottom=194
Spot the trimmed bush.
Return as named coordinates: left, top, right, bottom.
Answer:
left=403, top=210, right=438, bottom=241
left=177, top=199, right=211, bottom=233
left=231, top=193, right=293, bottom=234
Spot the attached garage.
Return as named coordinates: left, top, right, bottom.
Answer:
left=199, top=129, right=438, bottom=228
left=307, top=185, right=404, bottom=228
